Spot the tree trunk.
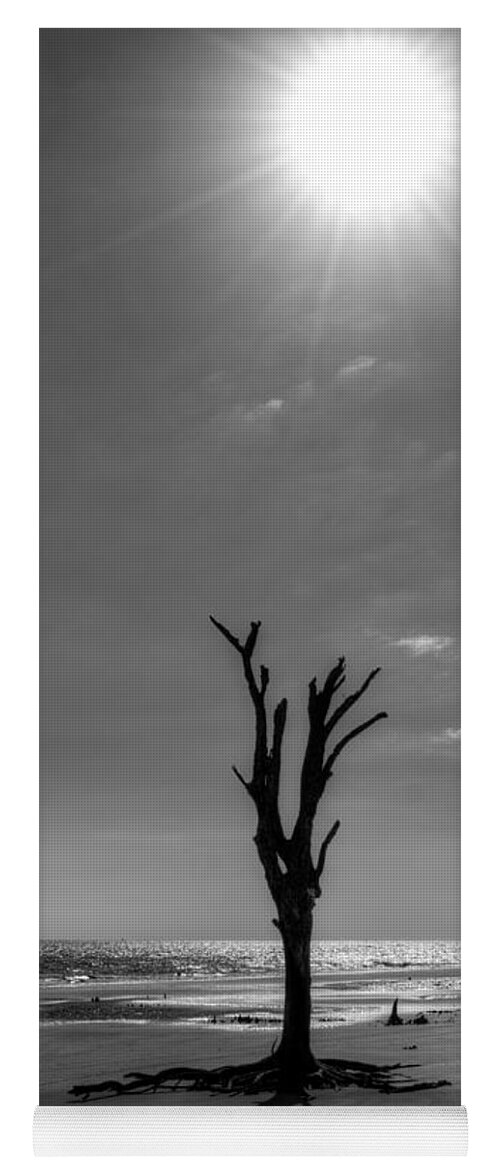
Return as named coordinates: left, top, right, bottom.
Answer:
left=275, top=898, right=316, bottom=1079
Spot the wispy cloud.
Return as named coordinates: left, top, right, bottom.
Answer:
left=252, top=398, right=283, bottom=416
left=394, top=635, right=454, bottom=655
left=218, top=397, right=284, bottom=441
left=336, top=356, right=377, bottom=380
left=369, top=728, right=460, bottom=755
left=437, top=728, right=461, bottom=743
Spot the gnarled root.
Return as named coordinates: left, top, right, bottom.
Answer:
left=69, top=1050, right=451, bottom=1105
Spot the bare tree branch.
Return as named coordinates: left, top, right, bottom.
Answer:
left=231, top=765, right=251, bottom=792
left=209, top=618, right=265, bottom=705
left=294, top=660, right=386, bottom=848
left=325, top=668, right=381, bottom=737
left=307, top=676, right=318, bottom=717
left=317, top=657, right=346, bottom=716
left=271, top=699, right=287, bottom=770
left=211, top=617, right=290, bottom=873
left=245, top=621, right=261, bottom=659
left=266, top=700, right=289, bottom=857
left=322, top=712, right=387, bottom=779
left=209, top=615, right=243, bottom=652
left=210, top=615, right=268, bottom=772
left=300, top=660, right=346, bottom=793
left=316, top=819, right=341, bottom=883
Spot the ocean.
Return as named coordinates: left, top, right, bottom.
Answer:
left=40, top=938, right=460, bottom=983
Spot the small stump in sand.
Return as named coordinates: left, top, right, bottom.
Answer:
left=385, top=997, right=404, bottom=1026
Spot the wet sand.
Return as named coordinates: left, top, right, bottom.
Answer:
left=40, top=966, right=459, bottom=1021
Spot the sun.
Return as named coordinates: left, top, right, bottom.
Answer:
left=276, top=31, right=457, bottom=224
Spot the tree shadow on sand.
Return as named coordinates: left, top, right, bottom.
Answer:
left=68, top=1047, right=451, bottom=1106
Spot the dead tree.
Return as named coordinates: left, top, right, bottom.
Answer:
left=70, top=617, right=451, bottom=1102
left=210, top=616, right=387, bottom=1092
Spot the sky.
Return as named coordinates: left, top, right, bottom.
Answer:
left=40, top=28, right=460, bottom=940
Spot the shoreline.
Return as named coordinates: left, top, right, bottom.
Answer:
left=40, top=964, right=460, bottom=1025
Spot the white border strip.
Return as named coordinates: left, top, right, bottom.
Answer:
left=34, top=1105, right=468, bottom=1156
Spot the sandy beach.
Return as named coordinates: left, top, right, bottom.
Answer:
left=40, top=968, right=460, bottom=1106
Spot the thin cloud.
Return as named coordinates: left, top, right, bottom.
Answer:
left=218, top=397, right=284, bottom=441
left=245, top=398, right=283, bottom=423
left=370, top=728, right=460, bottom=755
left=438, top=728, right=461, bottom=743
left=394, top=635, right=454, bottom=656
left=425, top=728, right=461, bottom=751
left=336, top=356, right=377, bottom=380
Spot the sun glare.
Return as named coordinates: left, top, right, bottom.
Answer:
left=278, top=32, right=456, bottom=223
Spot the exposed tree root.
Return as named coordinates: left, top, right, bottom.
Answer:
left=69, top=1050, right=451, bottom=1105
